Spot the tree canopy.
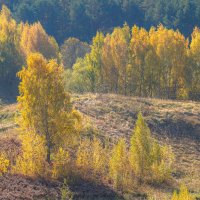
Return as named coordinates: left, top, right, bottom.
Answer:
left=1, top=0, right=200, bottom=43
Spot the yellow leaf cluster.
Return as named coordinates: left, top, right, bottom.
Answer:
left=172, top=185, right=195, bottom=200
left=109, top=138, right=132, bottom=191
left=12, top=131, right=46, bottom=177
left=52, top=148, right=70, bottom=179
left=76, top=138, right=107, bottom=180
left=0, top=153, right=9, bottom=175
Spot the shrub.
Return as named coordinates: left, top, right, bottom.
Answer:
left=171, top=184, right=195, bottom=200
left=109, top=138, right=131, bottom=191
left=60, top=179, right=74, bottom=200
left=76, top=137, right=107, bottom=180
left=0, top=153, right=9, bottom=175
left=12, top=132, right=47, bottom=177
left=52, top=148, right=71, bottom=179
left=150, top=142, right=174, bottom=183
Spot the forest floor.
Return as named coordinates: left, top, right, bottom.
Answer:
left=0, top=93, right=200, bottom=200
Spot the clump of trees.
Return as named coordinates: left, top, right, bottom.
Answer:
left=20, top=22, right=59, bottom=60
left=2, top=0, right=200, bottom=44
left=0, top=6, right=23, bottom=87
left=67, top=24, right=200, bottom=101
left=1, top=5, right=200, bottom=101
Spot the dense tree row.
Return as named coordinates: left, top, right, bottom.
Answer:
left=1, top=0, right=200, bottom=43
left=67, top=24, right=200, bottom=100
left=1, top=5, right=200, bottom=101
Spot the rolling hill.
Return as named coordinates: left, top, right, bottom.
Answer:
left=0, top=93, right=200, bottom=199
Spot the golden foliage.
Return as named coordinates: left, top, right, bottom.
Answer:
left=60, top=179, right=74, bottom=200
left=0, top=153, right=9, bottom=175
left=130, top=112, right=152, bottom=181
left=76, top=138, right=107, bottom=180
left=12, top=131, right=46, bottom=177
left=52, top=148, right=70, bottom=179
left=20, top=22, right=59, bottom=60
left=130, top=112, right=174, bottom=183
left=17, top=53, right=81, bottom=164
left=109, top=138, right=131, bottom=191
left=171, top=185, right=195, bottom=200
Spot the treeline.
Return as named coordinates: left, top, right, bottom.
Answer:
left=1, top=0, right=200, bottom=43
left=67, top=24, right=200, bottom=100
left=1, top=5, right=200, bottom=101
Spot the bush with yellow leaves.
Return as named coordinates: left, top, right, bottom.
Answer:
left=130, top=112, right=174, bottom=184
left=150, top=142, right=174, bottom=183
left=76, top=137, right=107, bottom=180
left=109, top=138, right=132, bottom=191
left=12, top=131, right=47, bottom=177
left=0, top=153, right=10, bottom=175
left=171, top=184, right=195, bottom=200
left=52, top=148, right=71, bottom=179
